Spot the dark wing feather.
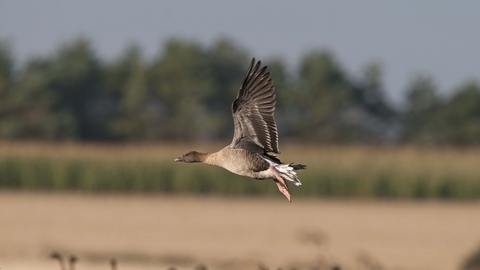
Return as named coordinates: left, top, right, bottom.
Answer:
left=230, top=58, right=280, bottom=154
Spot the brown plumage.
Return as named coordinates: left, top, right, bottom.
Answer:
left=231, top=59, right=279, bottom=154
left=175, top=58, right=306, bottom=201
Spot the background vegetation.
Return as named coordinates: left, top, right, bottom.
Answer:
left=1, top=36, right=480, bottom=198
left=1, top=36, right=480, bottom=144
left=1, top=142, right=479, bottom=199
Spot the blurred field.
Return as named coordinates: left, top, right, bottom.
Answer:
left=0, top=192, right=479, bottom=270
left=1, top=142, right=480, bottom=199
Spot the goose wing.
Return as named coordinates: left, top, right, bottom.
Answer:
left=230, top=58, right=280, bottom=154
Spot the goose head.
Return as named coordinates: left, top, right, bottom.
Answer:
left=174, top=151, right=203, bottom=163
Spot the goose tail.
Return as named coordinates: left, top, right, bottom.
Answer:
left=274, top=163, right=306, bottom=186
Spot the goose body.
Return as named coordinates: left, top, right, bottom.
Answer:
left=181, top=147, right=275, bottom=179
left=175, top=58, right=306, bottom=201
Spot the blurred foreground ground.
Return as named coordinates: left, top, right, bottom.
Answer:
left=1, top=193, right=479, bottom=270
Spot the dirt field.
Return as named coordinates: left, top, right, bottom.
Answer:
left=0, top=193, right=479, bottom=270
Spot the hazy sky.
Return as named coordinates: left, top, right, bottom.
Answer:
left=1, top=1, right=479, bottom=105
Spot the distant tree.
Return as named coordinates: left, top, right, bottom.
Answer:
left=351, top=62, right=399, bottom=142
left=148, top=38, right=213, bottom=140
left=9, top=57, right=77, bottom=139
left=0, top=39, right=15, bottom=137
left=47, top=38, right=106, bottom=140
left=1, top=38, right=108, bottom=140
left=3, top=34, right=480, bottom=145
left=357, top=62, right=394, bottom=118
left=403, top=75, right=442, bottom=144
left=0, top=40, right=12, bottom=96
left=294, top=50, right=352, bottom=141
left=0, top=39, right=85, bottom=140
left=441, top=81, right=480, bottom=144
left=105, top=44, right=153, bottom=140
left=204, top=37, right=249, bottom=139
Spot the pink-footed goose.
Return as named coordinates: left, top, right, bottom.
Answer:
left=175, top=58, right=306, bottom=201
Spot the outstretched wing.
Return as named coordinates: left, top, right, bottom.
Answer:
left=230, top=58, right=280, bottom=154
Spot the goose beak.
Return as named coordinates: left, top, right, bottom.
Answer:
left=174, top=156, right=183, bottom=162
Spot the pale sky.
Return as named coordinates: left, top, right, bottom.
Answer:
left=1, top=1, right=480, bottom=106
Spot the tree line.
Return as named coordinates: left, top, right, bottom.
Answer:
left=0, top=36, right=479, bottom=144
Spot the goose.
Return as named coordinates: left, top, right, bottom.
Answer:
left=175, top=58, right=306, bottom=201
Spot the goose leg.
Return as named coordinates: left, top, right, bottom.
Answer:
left=269, top=166, right=291, bottom=202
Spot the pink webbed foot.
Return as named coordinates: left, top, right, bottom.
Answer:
left=269, top=166, right=291, bottom=202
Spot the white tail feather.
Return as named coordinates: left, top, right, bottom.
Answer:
left=274, top=164, right=302, bottom=186
left=257, top=154, right=304, bottom=186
